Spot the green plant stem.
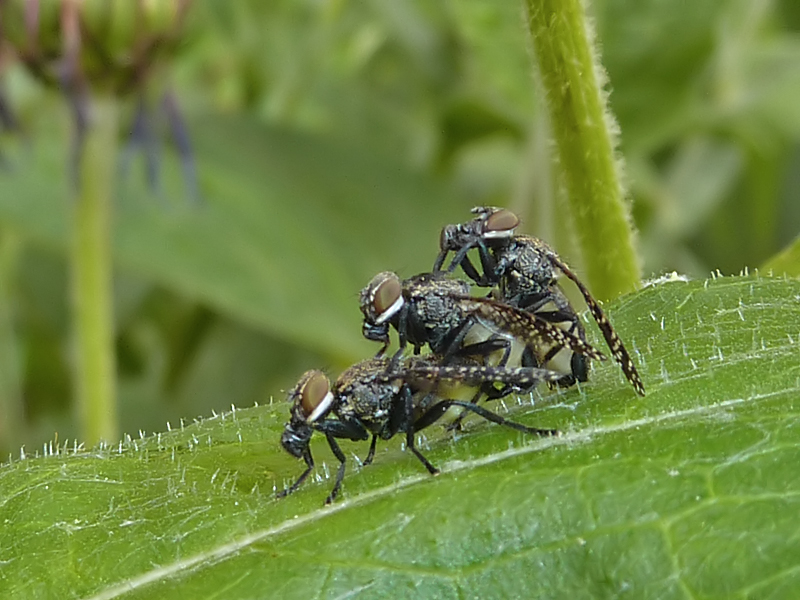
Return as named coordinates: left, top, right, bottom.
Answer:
left=524, top=0, right=640, bottom=300
left=70, top=96, right=119, bottom=445
left=0, top=228, right=23, bottom=454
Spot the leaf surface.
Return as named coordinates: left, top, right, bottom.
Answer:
left=2, top=275, right=799, bottom=599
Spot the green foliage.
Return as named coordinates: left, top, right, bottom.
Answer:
left=0, top=0, right=798, bottom=472
left=0, top=0, right=795, bottom=595
left=764, top=234, right=800, bottom=277
left=1, top=276, right=798, bottom=598
left=0, top=110, right=462, bottom=364
left=525, top=0, right=640, bottom=300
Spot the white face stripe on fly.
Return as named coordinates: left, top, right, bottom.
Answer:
left=306, top=390, right=335, bottom=423
left=483, top=229, right=516, bottom=239
left=375, top=294, right=405, bottom=324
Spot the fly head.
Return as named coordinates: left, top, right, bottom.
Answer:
left=281, top=369, right=334, bottom=458
left=435, top=206, right=519, bottom=272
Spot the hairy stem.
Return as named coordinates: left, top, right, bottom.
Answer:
left=70, top=96, right=118, bottom=445
left=524, top=0, right=640, bottom=300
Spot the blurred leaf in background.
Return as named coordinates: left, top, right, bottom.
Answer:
left=0, top=0, right=798, bottom=455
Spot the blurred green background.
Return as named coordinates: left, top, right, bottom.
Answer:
left=0, top=0, right=798, bottom=455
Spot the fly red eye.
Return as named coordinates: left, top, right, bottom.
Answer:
left=484, top=209, right=519, bottom=235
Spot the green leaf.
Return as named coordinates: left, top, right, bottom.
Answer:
left=596, top=0, right=731, bottom=153
left=448, top=1, right=537, bottom=115
left=733, top=38, right=800, bottom=137
left=596, top=1, right=800, bottom=152
left=2, top=275, right=798, bottom=598
left=0, top=111, right=464, bottom=366
left=763, top=234, right=800, bottom=277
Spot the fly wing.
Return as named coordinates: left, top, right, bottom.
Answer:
left=403, top=363, right=566, bottom=388
left=546, top=253, right=646, bottom=396
left=457, top=295, right=607, bottom=361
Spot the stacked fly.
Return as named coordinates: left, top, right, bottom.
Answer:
left=278, top=207, right=645, bottom=504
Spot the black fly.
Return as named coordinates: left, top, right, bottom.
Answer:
left=359, top=270, right=606, bottom=370
left=277, top=356, right=564, bottom=504
left=434, top=206, right=645, bottom=396
left=359, top=270, right=608, bottom=428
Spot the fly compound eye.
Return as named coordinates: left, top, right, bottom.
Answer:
left=483, top=209, right=519, bottom=239
left=361, top=272, right=402, bottom=322
left=299, top=370, right=334, bottom=423
left=374, top=276, right=403, bottom=324
left=363, top=272, right=403, bottom=325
